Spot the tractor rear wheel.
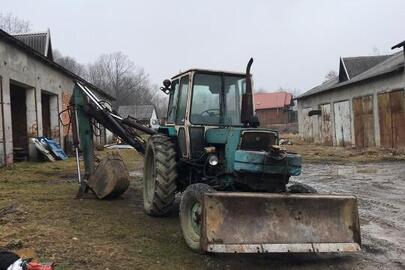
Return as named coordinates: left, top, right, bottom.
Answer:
left=179, top=183, right=215, bottom=253
left=143, top=134, right=177, bottom=216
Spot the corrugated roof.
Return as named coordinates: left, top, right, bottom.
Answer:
left=0, top=28, right=114, bottom=100
left=254, top=92, right=293, bottom=110
left=342, top=55, right=391, bottom=79
left=12, top=30, right=53, bottom=60
left=118, top=105, right=156, bottom=120
left=297, top=51, right=404, bottom=99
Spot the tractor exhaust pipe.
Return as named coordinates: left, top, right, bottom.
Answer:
left=241, top=58, right=258, bottom=127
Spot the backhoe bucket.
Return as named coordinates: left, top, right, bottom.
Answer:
left=87, top=152, right=130, bottom=199
left=201, top=192, right=361, bottom=253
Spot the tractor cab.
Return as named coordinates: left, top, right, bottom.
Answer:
left=158, top=64, right=301, bottom=193
left=161, top=69, right=260, bottom=159
left=166, top=69, right=248, bottom=127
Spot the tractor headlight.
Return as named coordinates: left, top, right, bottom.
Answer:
left=208, top=155, right=219, bottom=166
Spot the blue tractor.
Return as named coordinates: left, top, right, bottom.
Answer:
left=70, top=59, right=361, bottom=254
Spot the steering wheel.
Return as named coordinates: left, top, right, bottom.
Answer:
left=200, top=108, right=220, bottom=117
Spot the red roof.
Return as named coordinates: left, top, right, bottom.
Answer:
left=254, top=92, right=293, bottom=110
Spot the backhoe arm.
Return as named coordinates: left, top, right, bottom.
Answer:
left=68, top=82, right=156, bottom=198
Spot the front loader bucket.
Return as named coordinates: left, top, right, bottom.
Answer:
left=87, top=152, right=130, bottom=199
left=201, top=192, right=361, bottom=253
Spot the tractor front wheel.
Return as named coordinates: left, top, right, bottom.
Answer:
left=143, top=134, right=177, bottom=216
left=287, top=183, right=317, bottom=193
left=179, top=183, right=215, bottom=253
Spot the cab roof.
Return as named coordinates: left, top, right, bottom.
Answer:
left=171, top=68, right=246, bottom=80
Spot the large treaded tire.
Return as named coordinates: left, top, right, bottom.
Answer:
left=143, top=134, right=177, bottom=216
left=180, top=183, right=215, bottom=253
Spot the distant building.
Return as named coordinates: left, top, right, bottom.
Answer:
left=296, top=42, right=405, bottom=148
left=254, top=91, right=297, bottom=133
left=0, top=28, right=113, bottom=164
left=118, top=105, right=159, bottom=129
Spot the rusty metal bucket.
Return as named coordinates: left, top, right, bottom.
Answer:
left=201, top=192, right=361, bottom=253
left=87, top=152, right=130, bottom=199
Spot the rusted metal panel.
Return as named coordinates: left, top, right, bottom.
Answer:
left=302, top=108, right=313, bottom=142
left=378, top=90, right=405, bottom=148
left=390, top=90, right=405, bottom=148
left=334, top=101, right=352, bottom=146
left=378, top=92, right=392, bottom=148
left=320, top=104, right=332, bottom=145
left=302, top=107, right=320, bottom=143
left=353, top=96, right=375, bottom=148
left=201, top=192, right=361, bottom=253
left=311, top=113, right=320, bottom=144
left=206, top=243, right=360, bottom=253
left=362, top=96, right=375, bottom=147
left=353, top=97, right=364, bottom=147
left=87, top=152, right=129, bottom=199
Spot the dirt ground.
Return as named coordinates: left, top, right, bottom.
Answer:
left=0, top=146, right=404, bottom=270
left=282, top=134, right=405, bottom=163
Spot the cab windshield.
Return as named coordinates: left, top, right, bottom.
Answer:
left=190, top=73, right=246, bottom=126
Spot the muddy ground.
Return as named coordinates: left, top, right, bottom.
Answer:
left=0, top=149, right=404, bottom=269
left=293, top=162, right=405, bottom=270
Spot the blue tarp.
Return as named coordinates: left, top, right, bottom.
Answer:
left=37, top=137, right=68, bottom=160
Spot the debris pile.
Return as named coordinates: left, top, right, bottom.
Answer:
left=31, top=137, right=68, bottom=162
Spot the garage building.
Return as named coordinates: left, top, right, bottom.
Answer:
left=0, top=28, right=113, bottom=165
left=296, top=42, right=405, bottom=148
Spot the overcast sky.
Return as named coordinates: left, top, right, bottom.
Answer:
left=2, top=0, right=405, bottom=93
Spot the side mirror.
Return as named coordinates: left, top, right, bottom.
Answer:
left=160, top=79, right=172, bottom=94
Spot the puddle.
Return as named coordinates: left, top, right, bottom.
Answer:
left=356, top=168, right=378, bottom=174
left=335, top=166, right=378, bottom=176
left=336, top=166, right=356, bottom=176
left=295, top=161, right=405, bottom=268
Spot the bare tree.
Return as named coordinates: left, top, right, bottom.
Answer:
left=53, top=49, right=86, bottom=77
left=324, top=70, right=337, bottom=82
left=0, top=12, right=31, bottom=33
left=151, top=88, right=169, bottom=118
left=87, top=52, right=156, bottom=108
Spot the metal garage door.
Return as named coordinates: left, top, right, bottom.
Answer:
left=320, top=104, right=333, bottom=145
left=378, top=89, right=405, bottom=148
left=302, top=107, right=320, bottom=143
left=302, top=108, right=313, bottom=142
left=334, top=100, right=352, bottom=146
left=353, top=95, right=375, bottom=148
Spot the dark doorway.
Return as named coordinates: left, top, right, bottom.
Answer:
left=41, top=92, right=51, bottom=138
left=10, top=83, right=28, bottom=161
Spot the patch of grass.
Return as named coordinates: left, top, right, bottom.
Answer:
left=281, top=134, right=405, bottom=163
left=0, top=149, right=224, bottom=270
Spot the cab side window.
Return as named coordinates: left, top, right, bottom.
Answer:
left=166, top=80, right=179, bottom=124
left=176, top=75, right=189, bottom=125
